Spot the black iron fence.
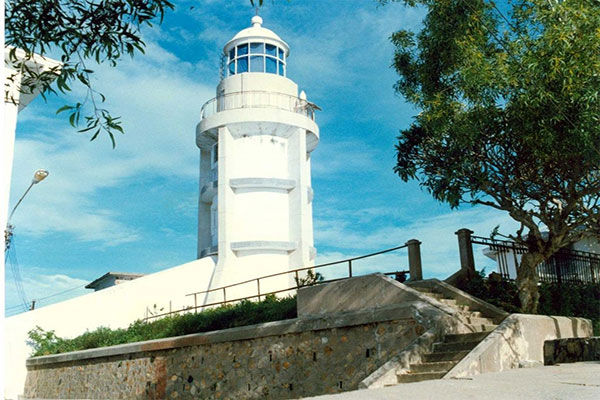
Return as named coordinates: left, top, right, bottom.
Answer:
left=464, top=231, right=600, bottom=284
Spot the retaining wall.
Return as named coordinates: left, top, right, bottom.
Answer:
left=23, top=303, right=439, bottom=399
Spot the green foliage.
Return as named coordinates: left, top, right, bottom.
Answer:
left=455, top=269, right=521, bottom=313
left=386, top=0, right=600, bottom=312
left=456, top=272, right=600, bottom=334
left=28, top=295, right=297, bottom=356
left=5, top=0, right=174, bottom=147
left=294, top=269, right=325, bottom=287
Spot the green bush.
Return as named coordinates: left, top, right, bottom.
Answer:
left=28, top=295, right=297, bottom=356
left=455, top=270, right=600, bottom=335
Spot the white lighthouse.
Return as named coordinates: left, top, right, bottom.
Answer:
left=196, top=16, right=320, bottom=299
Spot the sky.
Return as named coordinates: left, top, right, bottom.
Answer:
left=5, top=0, right=518, bottom=316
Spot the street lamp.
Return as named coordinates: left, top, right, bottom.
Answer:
left=4, top=169, right=49, bottom=252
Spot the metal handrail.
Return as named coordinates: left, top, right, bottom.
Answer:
left=200, top=90, right=317, bottom=121
left=143, top=244, right=410, bottom=321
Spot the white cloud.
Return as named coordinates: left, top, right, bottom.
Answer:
left=4, top=267, right=88, bottom=317
left=314, top=206, right=520, bottom=279
left=10, top=38, right=214, bottom=246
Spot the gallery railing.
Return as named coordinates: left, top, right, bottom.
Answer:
left=143, top=242, right=415, bottom=321
left=200, top=90, right=317, bottom=121
left=468, top=233, right=600, bottom=284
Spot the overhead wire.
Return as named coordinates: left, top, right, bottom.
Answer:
left=5, top=237, right=30, bottom=312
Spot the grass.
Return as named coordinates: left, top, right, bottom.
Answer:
left=28, top=295, right=297, bottom=356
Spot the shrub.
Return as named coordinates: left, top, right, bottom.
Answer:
left=28, top=295, right=297, bottom=356
left=456, top=270, right=600, bottom=335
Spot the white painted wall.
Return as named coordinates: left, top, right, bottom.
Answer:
left=4, top=257, right=216, bottom=400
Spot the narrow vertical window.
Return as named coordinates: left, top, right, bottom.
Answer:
left=237, top=43, right=248, bottom=56
left=266, top=57, right=277, bottom=74
left=250, top=56, right=264, bottom=72
left=250, top=42, right=264, bottom=54
left=266, top=44, right=277, bottom=57
left=237, top=56, right=248, bottom=73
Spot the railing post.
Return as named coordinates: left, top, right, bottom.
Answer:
left=257, top=279, right=261, bottom=301
left=455, top=228, right=476, bottom=278
left=223, top=287, right=226, bottom=304
left=348, top=260, right=353, bottom=278
left=406, top=239, right=423, bottom=281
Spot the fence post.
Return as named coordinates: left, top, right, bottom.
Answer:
left=455, top=228, right=475, bottom=278
left=406, top=239, right=423, bottom=281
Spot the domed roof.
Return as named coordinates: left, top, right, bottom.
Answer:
left=225, top=16, right=289, bottom=53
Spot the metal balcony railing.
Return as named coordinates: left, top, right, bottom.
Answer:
left=200, top=91, right=318, bottom=121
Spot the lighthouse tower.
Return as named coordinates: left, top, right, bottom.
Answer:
left=196, top=16, right=320, bottom=298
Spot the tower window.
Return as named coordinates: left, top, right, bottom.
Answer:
left=266, top=57, right=277, bottom=74
left=238, top=56, right=248, bottom=73
left=250, top=56, right=264, bottom=72
left=266, top=44, right=277, bottom=57
left=225, top=41, right=286, bottom=77
left=211, top=143, right=218, bottom=166
left=250, top=42, right=264, bottom=54
left=237, top=44, right=248, bottom=56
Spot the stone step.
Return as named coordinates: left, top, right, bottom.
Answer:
left=433, top=340, right=480, bottom=353
left=440, top=298, right=458, bottom=307
left=422, top=292, right=444, bottom=299
left=459, top=310, right=482, bottom=318
left=460, top=316, right=494, bottom=326
left=396, top=371, right=446, bottom=383
left=444, top=331, right=490, bottom=344
left=467, top=324, right=497, bottom=333
left=422, top=350, right=470, bottom=362
left=413, top=286, right=434, bottom=293
left=409, top=361, right=457, bottom=373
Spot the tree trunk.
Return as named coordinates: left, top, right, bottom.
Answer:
left=516, top=252, right=544, bottom=313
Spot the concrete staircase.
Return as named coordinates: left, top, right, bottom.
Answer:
left=396, top=286, right=498, bottom=384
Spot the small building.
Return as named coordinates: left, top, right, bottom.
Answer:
left=85, top=272, right=146, bottom=292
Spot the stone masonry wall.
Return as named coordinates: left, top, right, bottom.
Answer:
left=24, top=306, right=428, bottom=399
left=544, top=337, right=600, bottom=365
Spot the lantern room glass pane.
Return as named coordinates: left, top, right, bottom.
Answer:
left=250, top=42, right=264, bottom=54
left=229, top=48, right=235, bottom=61
left=250, top=55, right=264, bottom=72
left=266, top=57, right=277, bottom=74
left=237, top=56, right=248, bottom=73
left=266, top=44, right=277, bottom=57
left=278, top=61, right=284, bottom=76
left=228, top=61, right=235, bottom=75
left=278, top=48, right=284, bottom=59
left=237, top=44, right=248, bottom=56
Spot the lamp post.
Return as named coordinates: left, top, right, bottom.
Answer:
left=4, top=169, right=49, bottom=252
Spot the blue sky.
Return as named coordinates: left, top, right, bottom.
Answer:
left=5, top=0, right=518, bottom=315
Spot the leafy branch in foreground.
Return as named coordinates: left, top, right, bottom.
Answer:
left=5, top=0, right=174, bottom=147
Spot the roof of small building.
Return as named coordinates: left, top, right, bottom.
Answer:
left=85, top=272, right=146, bottom=289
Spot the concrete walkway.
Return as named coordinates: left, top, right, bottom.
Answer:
left=306, top=362, right=600, bottom=400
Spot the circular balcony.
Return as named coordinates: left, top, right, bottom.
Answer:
left=200, top=90, right=318, bottom=121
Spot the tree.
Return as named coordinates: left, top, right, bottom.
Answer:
left=5, top=0, right=174, bottom=147
left=387, top=0, right=600, bottom=312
